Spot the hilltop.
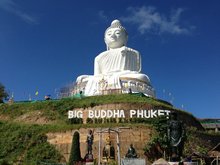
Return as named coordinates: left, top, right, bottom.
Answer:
left=0, top=94, right=219, bottom=164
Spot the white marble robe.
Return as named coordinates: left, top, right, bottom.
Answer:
left=84, top=46, right=143, bottom=96
left=94, top=46, right=141, bottom=75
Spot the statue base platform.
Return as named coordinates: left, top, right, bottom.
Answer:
left=121, top=158, right=145, bottom=165
left=85, top=162, right=94, bottom=165
left=85, top=153, right=93, bottom=162
left=169, top=162, right=198, bottom=165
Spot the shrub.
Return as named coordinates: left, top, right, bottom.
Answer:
left=0, top=122, right=62, bottom=164
left=69, top=131, right=81, bottom=165
left=69, top=118, right=83, bottom=124
left=86, top=118, right=93, bottom=124
left=144, top=116, right=169, bottom=161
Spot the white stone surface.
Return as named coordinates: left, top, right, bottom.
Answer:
left=75, top=20, right=155, bottom=97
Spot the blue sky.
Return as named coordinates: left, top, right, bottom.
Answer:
left=1, top=0, right=220, bottom=118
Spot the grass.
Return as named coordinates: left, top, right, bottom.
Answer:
left=0, top=120, right=152, bottom=164
left=0, top=121, right=62, bottom=165
left=0, top=93, right=209, bottom=164
left=0, top=94, right=176, bottom=124
left=0, top=94, right=172, bottom=164
left=0, top=94, right=173, bottom=112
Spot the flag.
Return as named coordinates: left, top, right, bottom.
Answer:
left=35, top=91, right=39, bottom=96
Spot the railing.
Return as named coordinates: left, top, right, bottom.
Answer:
left=211, top=156, right=219, bottom=165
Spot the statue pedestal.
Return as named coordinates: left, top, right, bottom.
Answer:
left=86, top=162, right=94, bottom=165
left=85, top=162, right=94, bottom=165
left=121, top=158, right=145, bottom=165
left=85, top=153, right=94, bottom=163
left=169, top=162, right=198, bottom=165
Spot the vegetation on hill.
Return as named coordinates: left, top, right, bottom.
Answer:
left=0, top=121, right=63, bottom=165
left=144, top=116, right=169, bottom=160
left=0, top=94, right=174, bottom=164
left=0, top=94, right=175, bottom=123
left=69, top=131, right=82, bottom=165
left=0, top=83, right=8, bottom=103
left=0, top=94, right=218, bottom=164
left=143, top=116, right=220, bottom=163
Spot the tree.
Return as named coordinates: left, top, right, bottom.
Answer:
left=69, top=131, right=82, bottom=165
left=144, top=116, right=169, bottom=161
left=0, top=83, right=8, bottom=103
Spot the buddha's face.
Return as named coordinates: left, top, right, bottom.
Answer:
left=104, top=27, right=127, bottom=49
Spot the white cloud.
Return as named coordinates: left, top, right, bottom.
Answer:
left=121, top=6, right=192, bottom=35
left=98, top=10, right=108, bottom=21
left=0, top=0, right=37, bottom=24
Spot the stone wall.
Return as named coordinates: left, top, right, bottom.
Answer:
left=47, top=126, right=154, bottom=163
left=48, top=103, right=204, bottom=163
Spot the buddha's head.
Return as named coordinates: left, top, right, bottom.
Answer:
left=104, top=20, right=128, bottom=50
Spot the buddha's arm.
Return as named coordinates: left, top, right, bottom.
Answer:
left=94, top=57, right=101, bottom=75
left=76, top=75, right=90, bottom=83
left=136, top=51, right=142, bottom=72
left=128, top=48, right=141, bottom=72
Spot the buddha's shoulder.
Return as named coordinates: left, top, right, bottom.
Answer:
left=123, top=46, right=140, bottom=54
left=95, top=51, right=109, bottom=60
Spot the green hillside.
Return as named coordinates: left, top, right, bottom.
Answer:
left=0, top=94, right=174, bottom=125
left=0, top=94, right=173, bottom=164
left=0, top=94, right=219, bottom=165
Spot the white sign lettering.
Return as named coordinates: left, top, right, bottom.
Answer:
left=68, top=109, right=171, bottom=119
left=68, top=110, right=83, bottom=118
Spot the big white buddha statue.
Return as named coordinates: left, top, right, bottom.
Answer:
left=75, top=20, right=155, bottom=97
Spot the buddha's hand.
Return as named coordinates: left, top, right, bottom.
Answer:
left=121, top=47, right=128, bottom=56
left=76, top=75, right=89, bottom=83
